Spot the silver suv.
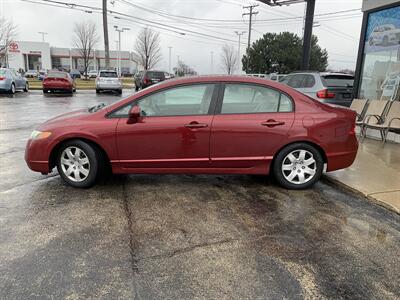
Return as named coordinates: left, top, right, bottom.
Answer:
left=281, top=72, right=354, bottom=107
left=95, top=70, right=122, bottom=94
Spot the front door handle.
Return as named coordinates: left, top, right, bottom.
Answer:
left=261, top=119, right=285, bottom=127
left=184, top=122, right=208, bottom=129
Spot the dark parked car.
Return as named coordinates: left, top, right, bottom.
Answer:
left=43, top=71, right=76, bottom=94
left=25, top=75, right=358, bottom=189
left=134, top=70, right=165, bottom=91
left=281, top=72, right=355, bottom=107
left=70, top=69, right=81, bottom=79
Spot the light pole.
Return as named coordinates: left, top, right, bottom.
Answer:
left=114, top=25, right=130, bottom=76
left=168, top=46, right=172, bottom=74
left=235, top=31, right=246, bottom=74
left=38, top=31, right=48, bottom=42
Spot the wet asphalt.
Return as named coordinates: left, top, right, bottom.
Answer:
left=0, top=90, right=399, bottom=299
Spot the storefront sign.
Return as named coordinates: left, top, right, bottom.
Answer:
left=8, top=42, right=20, bottom=53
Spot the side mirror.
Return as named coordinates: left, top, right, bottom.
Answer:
left=127, top=105, right=141, bottom=124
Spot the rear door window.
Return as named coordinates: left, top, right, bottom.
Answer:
left=287, top=74, right=305, bottom=88
left=221, top=84, right=293, bottom=114
left=321, top=75, right=354, bottom=87
left=303, top=75, right=316, bottom=88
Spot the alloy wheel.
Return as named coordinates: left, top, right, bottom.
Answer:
left=60, top=146, right=90, bottom=182
left=281, top=149, right=316, bottom=185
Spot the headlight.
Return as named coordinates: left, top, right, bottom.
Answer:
left=30, top=130, right=52, bottom=140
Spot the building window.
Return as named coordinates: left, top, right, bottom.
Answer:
left=359, top=5, right=400, bottom=101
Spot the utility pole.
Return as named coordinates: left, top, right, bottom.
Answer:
left=301, top=0, right=316, bottom=70
left=243, top=4, right=258, bottom=73
left=210, top=51, right=214, bottom=74
left=168, top=46, right=172, bottom=74
left=114, top=26, right=130, bottom=76
left=103, top=0, right=110, bottom=69
left=38, top=32, right=48, bottom=42
left=235, top=31, right=246, bottom=74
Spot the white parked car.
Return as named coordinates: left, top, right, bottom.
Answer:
left=369, top=24, right=400, bottom=46
left=88, top=70, right=98, bottom=79
left=95, top=70, right=122, bottom=94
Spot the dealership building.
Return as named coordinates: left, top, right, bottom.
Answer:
left=3, top=40, right=138, bottom=74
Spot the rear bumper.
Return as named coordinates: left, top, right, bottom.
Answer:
left=43, top=83, right=73, bottom=90
left=96, top=82, right=122, bottom=90
left=0, top=80, right=11, bottom=91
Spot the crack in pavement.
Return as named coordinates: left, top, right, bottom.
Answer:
left=121, top=178, right=143, bottom=300
left=138, top=238, right=237, bottom=262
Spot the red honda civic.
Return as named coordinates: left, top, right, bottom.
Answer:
left=25, top=75, right=358, bottom=189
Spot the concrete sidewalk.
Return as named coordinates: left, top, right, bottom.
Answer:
left=326, top=138, right=400, bottom=213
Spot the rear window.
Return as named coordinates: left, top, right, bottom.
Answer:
left=146, top=71, right=165, bottom=79
left=99, top=71, right=118, bottom=78
left=322, top=75, right=354, bottom=87
left=47, top=72, right=67, bottom=78
left=0, top=70, right=6, bottom=75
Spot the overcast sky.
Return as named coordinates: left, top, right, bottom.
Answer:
left=1, top=0, right=363, bottom=74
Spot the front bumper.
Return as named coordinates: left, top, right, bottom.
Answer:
left=25, top=138, right=51, bottom=173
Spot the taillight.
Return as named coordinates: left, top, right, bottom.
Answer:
left=316, top=89, right=335, bottom=99
left=0, top=77, right=5, bottom=80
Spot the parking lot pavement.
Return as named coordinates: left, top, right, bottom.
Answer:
left=1, top=91, right=399, bottom=299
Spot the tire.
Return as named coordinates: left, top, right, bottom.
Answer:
left=9, top=83, right=15, bottom=94
left=24, top=82, right=29, bottom=92
left=57, top=140, right=103, bottom=188
left=273, top=143, right=324, bottom=190
left=96, top=89, right=100, bottom=94
left=117, top=89, right=122, bottom=95
left=135, top=85, right=139, bottom=92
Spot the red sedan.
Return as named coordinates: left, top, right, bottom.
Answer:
left=43, top=71, right=75, bottom=94
left=26, top=76, right=358, bottom=189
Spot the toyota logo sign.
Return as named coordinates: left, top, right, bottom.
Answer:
left=9, top=42, right=19, bottom=52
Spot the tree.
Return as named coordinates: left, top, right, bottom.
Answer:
left=72, top=21, right=99, bottom=78
left=242, top=32, right=328, bottom=74
left=133, top=28, right=162, bottom=70
left=0, top=18, right=18, bottom=68
left=220, top=44, right=237, bottom=75
left=173, top=60, right=197, bottom=77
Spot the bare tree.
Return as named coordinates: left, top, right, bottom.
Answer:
left=220, top=44, right=237, bottom=75
left=72, top=21, right=99, bottom=78
left=0, top=18, right=18, bottom=67
left=173, top=60, right=197, bottom=77
left=133, top=28, right=162, bottom=70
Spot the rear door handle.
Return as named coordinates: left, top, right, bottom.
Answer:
left=261, top=120, right=285, bottom=127
left=184, top=122, right=208, bottom=129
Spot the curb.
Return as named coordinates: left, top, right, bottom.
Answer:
left=323, top=175, right=400, bottom=215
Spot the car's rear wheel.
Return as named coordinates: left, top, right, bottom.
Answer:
left=9, top=83, right=15, bottom=94
left=57, top=140, right=101, bottom=188
left=117, top=89, right=122, bottom=95
left=24, top=82, right=29, bottom=92
left=135, top=85, right=139, bottom=91
left=273, top=143, right=323, bottom=190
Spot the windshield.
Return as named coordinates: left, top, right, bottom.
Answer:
left=322, top=75, right=354, bottom=87
left=99, top=71, right=117, bottom=78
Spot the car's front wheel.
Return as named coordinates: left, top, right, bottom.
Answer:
left=273, top=143, right=323, bottom=190
left=57, top=140, right=101, bottom=188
